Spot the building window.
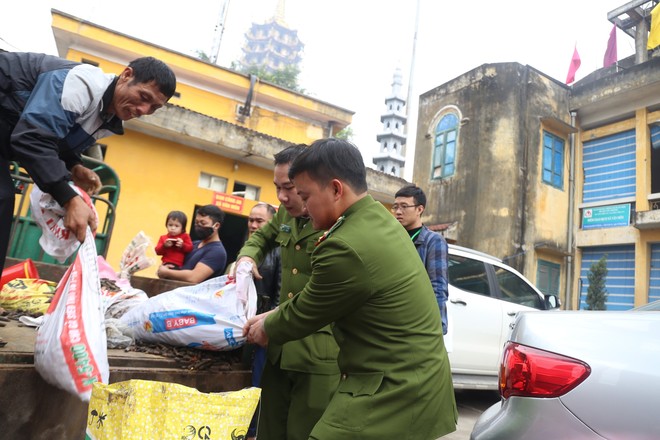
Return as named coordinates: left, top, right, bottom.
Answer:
left=81, top=58, right=99, bottom=67
left=232, top=182, right=260, bottom=200
left=579, top=245, right=635, bottom=310
left=198, top=172, right=228, bottom=192
left=542, top=131, right=565, bottom=189
left=651, top=125, right=660, bottom=194
left=536, top=259, right=560, bottom=296
left=582, top=129, right=636, bottom=203
left=432, top=113, right=458, bottom=179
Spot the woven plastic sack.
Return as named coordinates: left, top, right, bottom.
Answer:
left=0, top=278, right=57, bottom=315
left=84, top=380, right=260, bottom=440
left=119, top=262, right=257, bottom=351
left=30, top=184, right=98, bottom=263
left=118, top=231, right=155, bottom=279
left=34, top=228, right=109, bottom=401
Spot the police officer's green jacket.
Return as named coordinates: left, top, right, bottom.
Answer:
left=265, top=195, right=457, bottom=440
left=238, top=206, right=339, bottom=374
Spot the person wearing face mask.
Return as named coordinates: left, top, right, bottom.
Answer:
left=157, top=204, right=227, bottom=283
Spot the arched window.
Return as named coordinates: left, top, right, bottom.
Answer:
left=433, top=113, right=459, bottom=179
left=380, top=165, right=385, bottom=172
left=391, top=166, right=396, bottom=174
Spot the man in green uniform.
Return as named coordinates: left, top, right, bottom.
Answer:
left=245, top=139, right=457, bottom=440
left=236, top=145, right=340, bottom=440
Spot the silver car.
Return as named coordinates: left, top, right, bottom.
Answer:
left=471, top=310, right=660, bottom=439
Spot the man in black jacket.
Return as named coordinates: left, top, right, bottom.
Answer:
left=0, top=52, right=176, bottom=270
left=243, top=202, right=281, bottom=439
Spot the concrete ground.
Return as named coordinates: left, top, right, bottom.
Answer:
left=440, top=389, right=501, bottom=440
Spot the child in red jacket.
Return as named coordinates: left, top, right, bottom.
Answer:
left=154, top=210, right=193, bottom=269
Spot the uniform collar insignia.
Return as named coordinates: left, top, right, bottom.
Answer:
left=280, top=224, right=292, bottom=233
left=316, top=215, right=345, bottom=247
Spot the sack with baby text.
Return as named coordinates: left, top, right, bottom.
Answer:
left=119, top=262, right=257, bottom=351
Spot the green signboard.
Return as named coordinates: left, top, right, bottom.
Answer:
left=582, top=204, right=631, bottom=229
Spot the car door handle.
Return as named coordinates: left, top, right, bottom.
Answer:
left=507, top=311, right=517, bottom=316
left=450, top=299, right=467, bottom=306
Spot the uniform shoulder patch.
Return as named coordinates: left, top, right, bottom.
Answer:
left=316, top=215, right=345, bottom=247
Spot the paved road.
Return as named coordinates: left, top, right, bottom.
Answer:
left=440, top=390, right=501, bottom=439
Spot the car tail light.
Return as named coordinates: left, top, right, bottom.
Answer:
left=499, top=342, right=591, bottom=399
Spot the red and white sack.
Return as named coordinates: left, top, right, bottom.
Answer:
left=34, top=228, right=109, bottom=401
left=30, top=184, right=98, bottom=263
left=120, top=262, right=257, bottom=351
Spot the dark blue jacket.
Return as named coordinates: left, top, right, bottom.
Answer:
left=0, top=52, right=123, bottom=205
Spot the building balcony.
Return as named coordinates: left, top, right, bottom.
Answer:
left=635, top=194, right=660, bottom=229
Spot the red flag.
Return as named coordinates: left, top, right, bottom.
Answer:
left=603, top=24, right=618, bottom=67
left=566, top=45, right=581, bottom=84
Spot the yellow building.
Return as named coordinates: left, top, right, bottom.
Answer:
left=47, top=10, right=354, bottom=277
left=413, top=7, right=660, bottom=310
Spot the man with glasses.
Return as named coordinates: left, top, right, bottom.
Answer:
left=393, top=184, right=449, bottom=334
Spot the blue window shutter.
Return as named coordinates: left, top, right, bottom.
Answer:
left=542, top=132, right=564, bottom=189
left=579, top=245, right=635, bottom=310
left=582, top=130, right=636, bottom=203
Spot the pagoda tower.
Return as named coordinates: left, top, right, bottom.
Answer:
left=239, top=0, right=303, bottom=74
left=374, top=68, right=407, bottom=177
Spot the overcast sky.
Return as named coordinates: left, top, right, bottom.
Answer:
left=2, top=0, right=640, bottom=180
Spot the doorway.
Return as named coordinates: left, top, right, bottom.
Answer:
left=190, top=206, right=248, bottom=273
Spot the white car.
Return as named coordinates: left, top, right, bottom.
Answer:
left=445, top=245, right=560, bottom=390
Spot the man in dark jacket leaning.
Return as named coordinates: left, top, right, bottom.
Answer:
left=0, top=52, right=176, bottom=270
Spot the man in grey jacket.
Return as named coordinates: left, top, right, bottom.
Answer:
left=0, top=52, right=176, bottom=270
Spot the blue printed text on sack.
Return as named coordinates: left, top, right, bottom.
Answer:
left=149, top=310, right=216, bottom=333
left=224, top=328, right=238, bottom=347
